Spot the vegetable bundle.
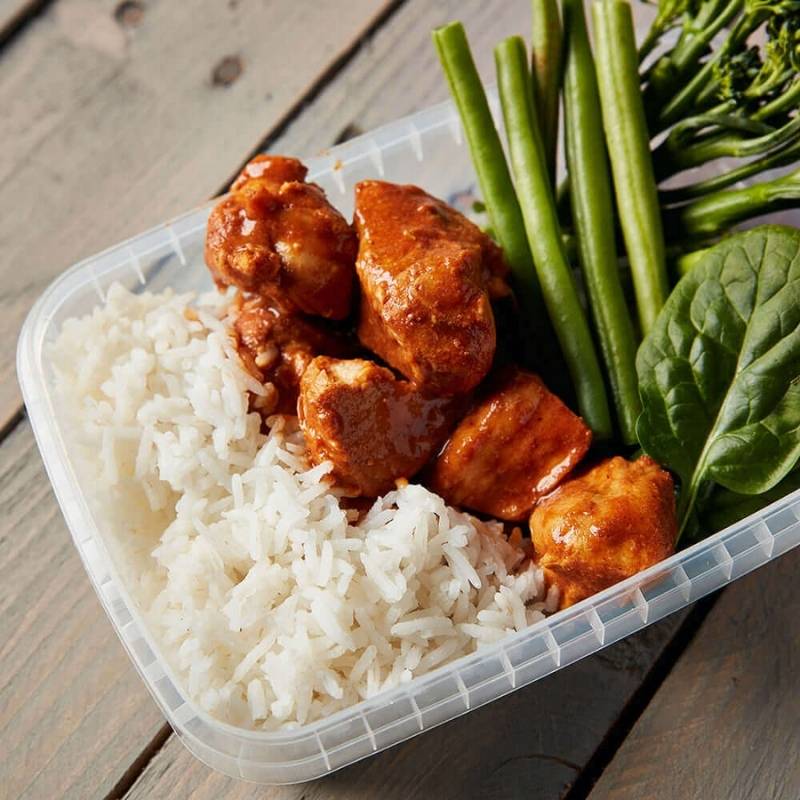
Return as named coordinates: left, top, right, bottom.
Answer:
left=434, top=0, right=800, bottom=540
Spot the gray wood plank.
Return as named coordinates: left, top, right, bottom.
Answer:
left=0, top=419, right=168, bottom=800
left=0, top=0, right=393, bottom=431
left=123, top=615, right=689, bottom=800
left=587, top=547, right=800, bottom=800
left=269, top=0, right=517, bottom=156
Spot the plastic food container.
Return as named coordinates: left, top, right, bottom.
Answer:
left=17, top=88, right=800, bottom=785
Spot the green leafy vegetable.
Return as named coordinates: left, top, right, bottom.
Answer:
left=700, top=467, right=800, bottom=531
left=637, top=225, right=800, bottom=536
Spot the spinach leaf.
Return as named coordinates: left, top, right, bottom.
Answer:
left=700, top=468, right=800, bottom=534
left=636, top=225, right=800, bottom=534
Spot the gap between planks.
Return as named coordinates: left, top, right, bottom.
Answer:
left=0, top=0, right=54, bottom=48
left=586, top=547, right=800, bottom=799
left=210, top=0, right=409, bottom=197
left=562, top=594, right=721, bottom=800
left=104, top=724, right=172, bottom=800
left=0, top=405, right=25, bottom=446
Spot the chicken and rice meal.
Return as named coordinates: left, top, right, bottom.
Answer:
left=54, top=155, right=677, bottom=730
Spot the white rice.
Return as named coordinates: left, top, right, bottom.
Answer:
left=52, top=283, right=549, bottom=730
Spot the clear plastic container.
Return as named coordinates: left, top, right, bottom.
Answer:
left=17, top=91, right=800, bottom=785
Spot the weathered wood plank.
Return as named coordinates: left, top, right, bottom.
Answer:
left=587, top=548, right=800, bottom=800
left=269, top=0, right=517, bottom=156
left=0, top=0, right=394, bottom=431
left=124, top=614, right=689, bottom=800
left=0, top=419, right=168, bottom=800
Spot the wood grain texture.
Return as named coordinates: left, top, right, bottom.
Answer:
left=268, top=1, right=658, bottom=157
left=269, top=0, right=519, bottom=156
left=0, top=419, right=167, bottom=800
left=0, top=0, right=394, bottom=431
left=587, top=547, right=800, bottom=800
left=124, top=614, right=689, bottom=800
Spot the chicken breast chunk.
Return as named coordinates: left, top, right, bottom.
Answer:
left=229, top=292, right=354, bottom=416
left=206, top=155, right=357, bottom=319
left=298, top=357, right=456, bottom=496
left=530, top=456, right=677, bottom=608
left=426, top=369, right=591, bottom=520
left=354, top=181, right=509, bottom=396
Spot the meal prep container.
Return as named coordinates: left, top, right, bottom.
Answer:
left=17, top=83, right=800, bottom=786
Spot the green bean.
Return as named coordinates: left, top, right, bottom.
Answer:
left=495, top=35, right=612, bottom=438
left=592, top=0, right=669, bottom=335
left=562, top=0, right=640, bottom=443
left=530, top=0, right=563, bottom=181
left=433, top=22, right=544, bottom=322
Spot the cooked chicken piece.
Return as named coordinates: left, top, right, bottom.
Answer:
left=530, top=456, right=677, bottom=608
left=354, top=181, right=509, bottom=396
left=206, top=155, right=357, bottom=319
left=298, top=357, right=456, bottom=496
left=426, top=369, right=591, bottom=521
left=229, top=293, right=354, bottom=416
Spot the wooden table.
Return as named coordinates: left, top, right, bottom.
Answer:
left=1, top=1, right=798, bottom=798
